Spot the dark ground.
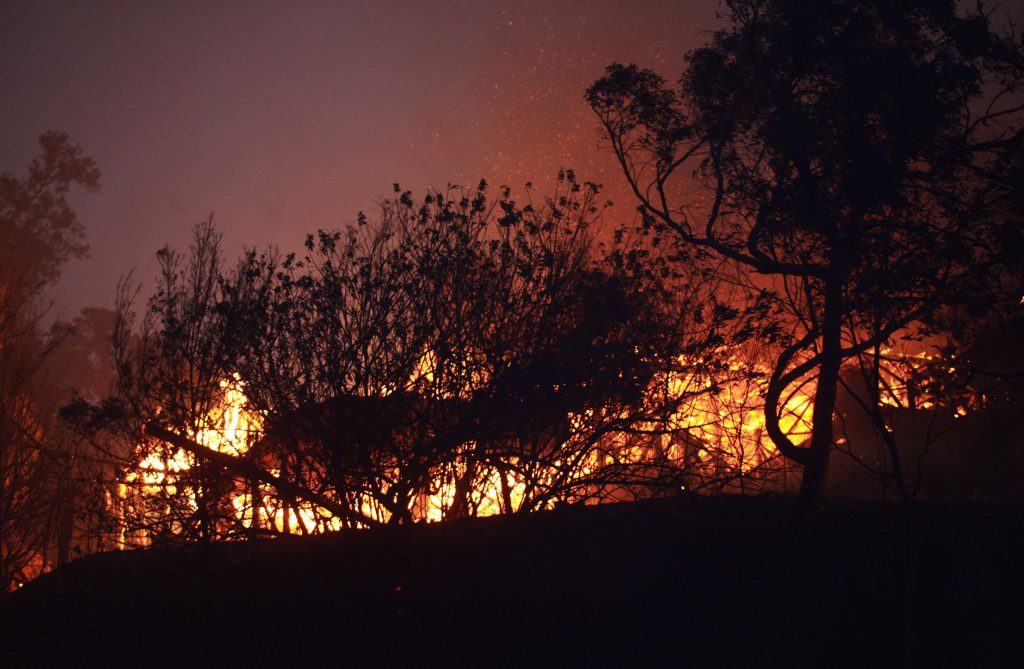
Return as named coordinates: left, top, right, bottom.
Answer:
left=2, top=495, right=1021, bottom=667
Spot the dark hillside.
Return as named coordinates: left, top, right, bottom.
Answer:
left=2, top=496, right=1021, bottom=667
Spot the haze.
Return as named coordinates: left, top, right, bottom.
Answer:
left=0, top=0, right=721, bottom=317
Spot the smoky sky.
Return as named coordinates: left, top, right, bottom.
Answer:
left=1, top=1, right=723, bottom=316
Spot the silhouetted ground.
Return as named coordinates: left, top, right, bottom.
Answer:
left=2, top=495, right=1021, bottom=667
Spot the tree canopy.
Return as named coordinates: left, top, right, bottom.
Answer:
left=1, top=133, right=101, bottom=589
left=0, top=131, right=100, bottom=296
left=85, top=173, right=739, bottom=540
left=587, top=0, right=1024, bottom=504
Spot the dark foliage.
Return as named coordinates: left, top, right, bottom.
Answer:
left=78, top=173, right=739, bottom=542
left=587, top=0, right=1024, bottom=505
left=0, top=133, right=101, bottom=590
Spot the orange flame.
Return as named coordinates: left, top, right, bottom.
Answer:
left=114, top=354, right=828, bottom=544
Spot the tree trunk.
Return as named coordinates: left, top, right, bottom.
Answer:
left=498, top=461, right=515, bottom=515
left=871, top=346, right=913, bottom=504
left=798, top=279, right=844, bottom=514
left=248, top=477, right=262, bottom=535
left=56, top=501, right=74, bottom=567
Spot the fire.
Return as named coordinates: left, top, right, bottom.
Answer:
left=117, top=376, right=272, bottom=546
left=115, top=357, right=821, bottom=546
left=123, top=339, right=991, bottom=544
left=417, top=456, right=528, bottom=522
left=659, top=357, right=812, bottom=483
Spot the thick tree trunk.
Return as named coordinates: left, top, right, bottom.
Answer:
left=798, top=280, right=844, bottom=513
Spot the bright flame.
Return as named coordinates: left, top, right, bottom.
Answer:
left=115, top=363, right=819, bottom=546
left=124, top=341, right=974, bottom=546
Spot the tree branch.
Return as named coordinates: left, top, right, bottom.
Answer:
left=144, top=422, right=381, bottom=529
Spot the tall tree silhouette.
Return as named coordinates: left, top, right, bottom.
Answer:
left=1, top=131, right=99, bottom=296
left=588, top=0, right=1023, bottom=508
left=0, top=132, right=100, bottom=588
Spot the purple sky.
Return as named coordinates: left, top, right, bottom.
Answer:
left=1, top=0, right=722, bottom=317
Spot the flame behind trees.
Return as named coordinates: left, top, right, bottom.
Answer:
left=90, top=173, right=785, bottom=544
left=66, top=0, right=1024, bottom=552
left=587, top=0, right=1024, bottom=508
